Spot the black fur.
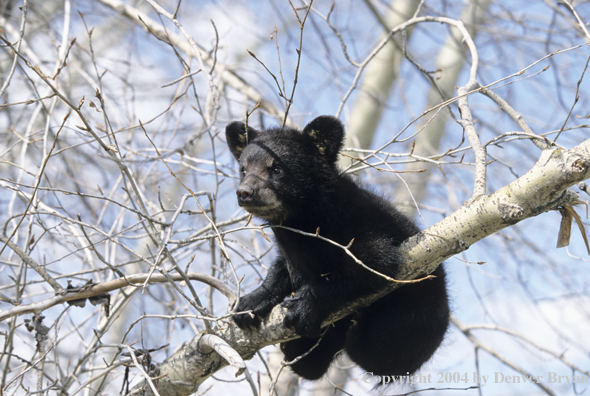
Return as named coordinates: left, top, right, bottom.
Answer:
left=226, top=116, right=449, bottom=382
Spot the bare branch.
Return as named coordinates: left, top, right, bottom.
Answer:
left=0, top=272, right=235, bottom=322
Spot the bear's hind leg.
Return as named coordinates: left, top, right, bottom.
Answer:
left=345, top=268, right=449, bottom=377
left=280, top=318, right=349, bottom=380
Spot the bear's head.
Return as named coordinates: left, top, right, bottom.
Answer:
left=225, top=116, right=345, bottom=223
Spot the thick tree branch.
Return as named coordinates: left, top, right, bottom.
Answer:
left=139, top=140, right=590, bottom=395
left=395, top=141, right=589, bottom=283
left=0, top=272, right=234, bottom=322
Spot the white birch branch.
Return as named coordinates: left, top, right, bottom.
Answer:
left=0, top=272, right=235, bottom=322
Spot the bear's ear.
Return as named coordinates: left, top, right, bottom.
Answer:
left=302, top=116, right=345, bottom=164
left=225, top=121, right=261, bottom=161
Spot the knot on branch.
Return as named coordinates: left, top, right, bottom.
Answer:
left=570, top=157, right=588, bottom=174
left=454, top=238, right=470, bottom=252
left=498, top=203, right=525, bottom=224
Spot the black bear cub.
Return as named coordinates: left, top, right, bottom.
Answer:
left=226, top=116, right=449, bottom=382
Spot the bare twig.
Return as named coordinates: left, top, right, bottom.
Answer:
left=282, top=0, right=313, bottom=127
left=0, top=112, right=68, bottom=259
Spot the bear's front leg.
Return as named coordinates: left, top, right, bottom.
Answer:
left=234, top=257, right=292, bottom=330
left=281, top=285, right=328, bottom=337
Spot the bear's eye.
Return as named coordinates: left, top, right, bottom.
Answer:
left=272, top=166, right=283, bottom=175
left=240, top=167, right=246, bottom=177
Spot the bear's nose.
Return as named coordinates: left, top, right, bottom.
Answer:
left=236, top=186, right=253, bottom=203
